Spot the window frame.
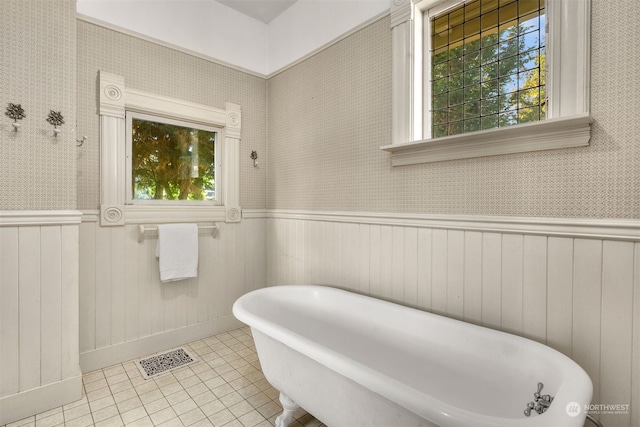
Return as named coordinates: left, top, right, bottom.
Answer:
left=125, top=111, right=223, bottom=206
left=382, top=0, right=592, bottom=166
left=98, top=71, right=242, bottom=226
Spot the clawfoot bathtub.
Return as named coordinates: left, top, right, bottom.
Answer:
left=233, top=285, right=593, bottom=427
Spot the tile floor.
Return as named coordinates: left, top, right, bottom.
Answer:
left=3, top=327, right=326, bottom=427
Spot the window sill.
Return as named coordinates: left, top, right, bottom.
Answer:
left=381, top=114, right=593, bottom=166
left=124, top=205, right=227, bottom=224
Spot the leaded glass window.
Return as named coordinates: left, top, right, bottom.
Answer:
left=431, top=0, right=546, bottom=138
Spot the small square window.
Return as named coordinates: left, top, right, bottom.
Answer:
left=126, top=113, right=221, bottom=204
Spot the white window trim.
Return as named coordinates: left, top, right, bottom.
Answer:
left=382, top=0, right=592, bottom=166
left=98, top=71, right=242, bottom=226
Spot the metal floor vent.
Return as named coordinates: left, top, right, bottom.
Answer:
left=136, top=347, right=198, bottom=379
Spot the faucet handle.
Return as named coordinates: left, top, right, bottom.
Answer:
left=534, top=382, right=544, bottom=398
left=524, top=402, right=535, bottom=417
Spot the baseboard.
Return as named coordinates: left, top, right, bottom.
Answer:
left=80, top=315, right=245, bottom=373
left=0, top=375, right=83, bottom=426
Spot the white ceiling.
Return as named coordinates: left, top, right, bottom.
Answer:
left=76, top=0, right=390, bottom=75
left=215, top=0, right=297, bottom=23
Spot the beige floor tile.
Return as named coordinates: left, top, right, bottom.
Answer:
left=124, top=416, right=154, bottom=427
left=155, top=374, right=179, bottom=388
left=63, top=403, right=91, bottom=421
left=138, top=389, right=164, bottom=405
left=135, top=381, right=159, bottom=395
left=103, top=365, right=126, bottom=378
left=219, top=392, right=244, bottom=408
left=120, top=406, right=148, bottom=425
left=6, top=416, right=35, bottom=427
left=173, top=368, right=196, bottom=382
left=161, top=381, right=185, bottom=397
left=110, top=380, right=134, bottom=395
left=149, top=407, right=178, bottom=426
left=143, top=396, right=171, bottom=415
left=155, top=418, right=184, bottom=427
left=63, top=397, right=89, bottom=411
left=94, top=415, right=123, bottom=427
left=227, top=401, right=253, bottom=418
left=82, top=371, right=106, bottom=385
left=237, top=410, right=266, bottom=427
left=200, top=400, right=227, bottom=418
left=192, top=391, right=217, bottom=407
left=3, top=328, right=323, bottom=427
left=92, top=405, right=119, bottom=424
left=87, top=387, right=112, bottom=403
left=34, top=412, right=63, bottom=427
left=256, top=401, right=281, bottom=420
left=85, top=379, right=109, bottom=395
left=185, top=383, right=209, bottom=398
left=65, top=414, right=95, bottom=427
left=208, top=409, right=235, bottom=427
left=178, top=375, right=202, bottom=389
left=178, top=408, right=206, bottom=426
left=106, top=373, right=129, bottom=386
left=113, top=388, right=138, bottom=404
left=172, top=398, right=198, bottom=416
left=189, top=418, right=214, bottom=427
left=165, top=390, right=191, bottom=406
left=116, top=396, right=143, bottom=413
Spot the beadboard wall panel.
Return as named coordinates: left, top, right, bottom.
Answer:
left=267, top=212, right=640, bottom=427
left=78, top=214, right=267, bottom=372
left=0, top=214, right=82, bottom=425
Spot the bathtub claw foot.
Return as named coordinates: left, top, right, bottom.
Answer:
left=275, top=393, right=299, bottom=427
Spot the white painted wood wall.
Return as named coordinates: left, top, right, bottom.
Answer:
left=266, top=211, right=640, bottom=427
left=0, top=212, right=83, bottom=426
left=78, top=212, right=266, bottom=372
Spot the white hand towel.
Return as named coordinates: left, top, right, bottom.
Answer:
left=156, top=224, right=199, bottom=282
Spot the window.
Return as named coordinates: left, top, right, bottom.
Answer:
left=126, top=113, right=221, bottom=204
left=383, top=0, right=591, bottom=165
left=429, top=0, right=546, bottom=137
left=98, top=71, right=242, bottom=226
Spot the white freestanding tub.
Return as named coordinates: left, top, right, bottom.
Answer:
left=233, top=285, right=593, bottom=427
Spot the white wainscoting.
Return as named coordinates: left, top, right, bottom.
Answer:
left=0, top=211, right=83, bottom=426
left=78, top=211, right=266, bottom=372
left=266, top=210, right=640, bottom=427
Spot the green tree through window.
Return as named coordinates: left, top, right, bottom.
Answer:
left=431, top=0, right=545, bottom=138
left=131, top=118, right=216, bottom=201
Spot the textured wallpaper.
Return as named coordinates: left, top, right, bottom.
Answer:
left=267, top=2, right=640, bottom=219
left=0, top=0, right=77, bottom=210
left=76, top=20, right=267, bottom=210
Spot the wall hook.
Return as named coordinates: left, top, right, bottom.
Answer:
left=46, top=110, right=64, bottom=137
left=76, top=135, right=88, bottom=147
left=250, top=150, right=258, bottom=168
left=6, top=103, right=25, bottom=132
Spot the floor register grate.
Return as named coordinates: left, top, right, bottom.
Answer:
left=135, top=347, right=198, bottom=379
